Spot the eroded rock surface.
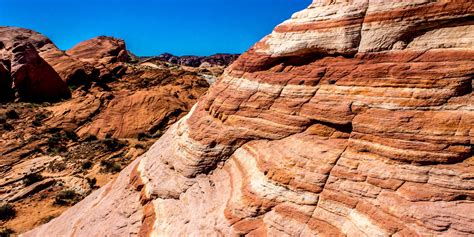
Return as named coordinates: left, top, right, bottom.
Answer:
left=0, top=29, right=217, bottom=233
left=0, top=27, right=97, bottom=86
left=66, top=36, right=132, bottom=80
left=0, top=28, right=71, bottom=102
left=26, top=1, right=474, bottom=236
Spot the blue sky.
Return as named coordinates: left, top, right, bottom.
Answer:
left=0, top=0, right=310, bottom=56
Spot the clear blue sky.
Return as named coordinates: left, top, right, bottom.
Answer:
left=0, top=0, right=310, bottom=56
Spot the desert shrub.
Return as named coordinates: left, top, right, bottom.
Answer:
left=100, top=160, right=121, bottom=173
left=64, top=130, right=79, bottom=141
left=5, top=109, right=19, bottom=119
left=39, top=215, right=57, bottom=224
left=32, top=113, right=47, bottom=126
left=54, top=189, right=80, bottom=206
left=137, top=132, right=151, bottom=141
left=103, top=138, right=125, bottom=151
left=48, top=160, right=67, bottom=172
left=47, top=133, right=62, bottom=147
left=81, top=161, right=93, bottom=170
left=0, top=228, right=14, bottom=237
left=152, top=130, right=163, bottom=138
left=47, top=146, right=67, bottom=156
left=86, top=177, right=97, bottom=188
left=23, top=173, right=44, bottom=186
left=0, top=204, right=16, bottom=221
left=83, top=134, right=98, bottom=142
left=2, top=123, right=13, bottom=131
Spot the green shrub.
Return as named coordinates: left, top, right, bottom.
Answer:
left=103, top=138, right=125, bottom=151
left=100, top=160, right=122, bottom=173
left=64, top=130, right=79, bottom=141
left=54, top=190, right=80, bottom=206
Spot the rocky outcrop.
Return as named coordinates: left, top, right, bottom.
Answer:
left=26, top=1, right=474, bottom=236
left=66, top=36, right=132, bottom=80
left=0, top=27, right=97, bottom=86
left=0, top=59, right=213, bottom=233
left=46, top=67, right=209, bottom=139
left=0, top=29, right=71, bottom=102
left=145, top=53, right=239, bottom=67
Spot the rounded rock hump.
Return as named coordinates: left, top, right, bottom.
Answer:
left=0, top=27, right=98, bottom=86
left=24, top=1, right=474, bottom=236
left=66, top=36, right=132, bottom=80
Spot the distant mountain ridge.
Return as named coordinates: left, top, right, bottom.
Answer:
left=141, top=53, right=240, bottom=67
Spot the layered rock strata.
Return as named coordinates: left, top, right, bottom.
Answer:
left=26, top=1, right=474, bottom=236
left=66, top=36, right=132, bottom=80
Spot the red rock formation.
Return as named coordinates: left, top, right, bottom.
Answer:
left=25, top=1, right=474, bottom=236
left=0, top=28, right=71, bottom=102
left=66, top=36, right=131, bottom=80
left=10, top=43, right=71, bottom=102
left=0, top=27, right=97, bottom=86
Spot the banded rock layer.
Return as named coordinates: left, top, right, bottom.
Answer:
left=26, top=1, right=474, bottom=236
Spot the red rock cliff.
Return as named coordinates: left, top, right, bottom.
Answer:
left=25, top=1, right=474, bottom=236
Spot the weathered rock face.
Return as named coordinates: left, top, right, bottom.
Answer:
left=66, top=36, right=131, bottom=80
left=0, top=27, right=97, bottom=86
left=0, top=56, right=212, bottom=233
left=0, top=28, right=71, bottom=102
left=26, top=1, right=474, bottom=236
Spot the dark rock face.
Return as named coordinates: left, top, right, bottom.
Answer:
left=0, top=61, right=13, bottom=102
left=144, top=53, right=240, bottom=67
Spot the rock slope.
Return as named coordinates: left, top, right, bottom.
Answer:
left=0, top=28, right=217, bottom=233
left=26, top=1, right=474, bottom=236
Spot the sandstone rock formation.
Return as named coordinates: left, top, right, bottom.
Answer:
left=1, top=28, right=216, bottom=232
left=0, top=60, right=212, bottom=233
left=0, top=27, right=97, bottom=86
left=66, top=36, right=132, bottom=80
left=26, top=1, right=474, bottom=236
left=0, top=28, right=71, bottom=102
